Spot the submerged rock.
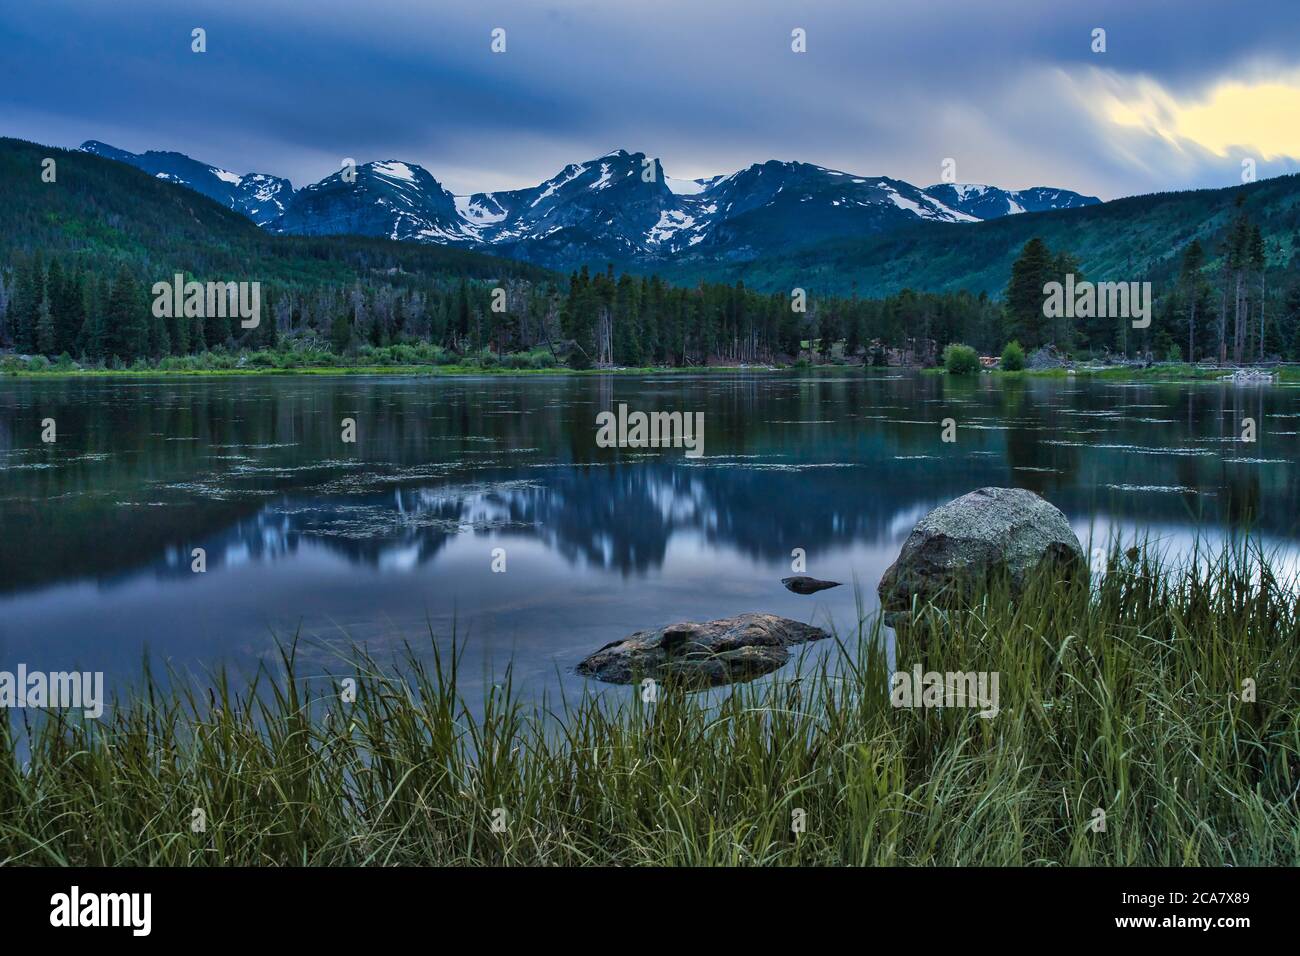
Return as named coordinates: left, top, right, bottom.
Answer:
left=782, top=575, right=842, bottom=595
left=577, top=613, right=829, bottom=687
left=878, top=487, right=1084, bottom=625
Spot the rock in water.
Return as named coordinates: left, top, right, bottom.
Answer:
left=577, top=613, right=829, bottom=687
left=878, top=487, right=1084, bottom=625
left=782, top=575, right=842, bottom=595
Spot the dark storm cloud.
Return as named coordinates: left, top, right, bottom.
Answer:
left=2, top=0, right=1298, bottom=198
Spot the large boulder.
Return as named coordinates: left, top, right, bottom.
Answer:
left=878, top=487, right=1084, bottom=625
left=577, top=613, right=829, bottom=687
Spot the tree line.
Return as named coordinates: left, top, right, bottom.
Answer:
left=1003, top=193, right=1300, bottom=362
left=3, top=192, right=1298, bottom=367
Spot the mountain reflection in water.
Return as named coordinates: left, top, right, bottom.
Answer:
left=1, top=371, right=1297, bottom=701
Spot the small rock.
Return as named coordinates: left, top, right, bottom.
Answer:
left=781, top=575, right=842, bottom=595
left=878, top=487, right=1085, bottom=626
left=577, top=612, right=829, bottom=687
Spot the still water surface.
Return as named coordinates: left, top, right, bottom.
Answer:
left=2, top=370, right=1298, bottom=702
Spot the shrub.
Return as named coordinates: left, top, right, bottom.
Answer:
left=500, top=352, right=531, bottom=369
left=387, top=343, right=422, bottom=365
left=1000, top=340, right=1025, bottom=371
left=499, top=349, right=557, bottom=370
left=943, top=343, right=981, bottom=375
left=202, top=349, right=237, bottom=370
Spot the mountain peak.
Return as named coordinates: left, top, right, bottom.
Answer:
left=79, top=139, right=294, bottom=226
left=923, top=182, right=1100, bottom=218
left=76, top=137, right=1104, bottom=270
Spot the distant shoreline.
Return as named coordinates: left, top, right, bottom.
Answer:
left=3, top=361, right=1297, bottom=382
left=0, top=363, right=784, bottom=379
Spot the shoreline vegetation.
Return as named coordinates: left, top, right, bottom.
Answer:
left=3, top=346, right=1299, bottom=382
left=2, top=543, right=1296, bottom=866
left=6, top=139, right=1300, bottom=391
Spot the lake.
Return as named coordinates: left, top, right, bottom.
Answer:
left=2, top=370, right=1299, bottom=703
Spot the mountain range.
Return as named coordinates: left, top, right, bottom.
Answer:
left=80, top=141, right=295, bottom=227
left=78, top=141, right=1099, bottom=272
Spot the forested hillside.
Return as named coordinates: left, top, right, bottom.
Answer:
left=3, top=136, right=1300, bottom=368
left=0, top=138, right=555, bottom=363
left=659, top=172, right=1300, bottom=301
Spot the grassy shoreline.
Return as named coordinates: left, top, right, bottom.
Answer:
left=0, top=362, right=781, bottom=379
left=2, top=544, right=1296, bottom=866
left=929, top=364, right=1300, bottom=383
left=4, top=361, right=1299, bottom=381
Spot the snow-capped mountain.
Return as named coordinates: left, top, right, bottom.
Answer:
left=921, top=183, right=1100, bottom=219
left=273, top=160, right=475, bottom=242
left=417, top=153, right=990, bottom=265
left=445, top=150, right=683, bottom=262
left=669, top=160, right=981, bottom=261
left=79, top=141, right=294, bottom=226
left=80, top=140, right=1101, bottom=269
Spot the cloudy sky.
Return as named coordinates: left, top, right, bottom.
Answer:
left=2, top=0, right=1298, bottom=198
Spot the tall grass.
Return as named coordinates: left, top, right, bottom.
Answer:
left=2, top=543, right=1297, bottom=866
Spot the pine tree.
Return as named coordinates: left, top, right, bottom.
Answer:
left=1286, top=284, right=1300, bottom=360
left=329, top=309, right=352, bottom=354
left=0, top=270, right=11, bottom=348
left=1049, top=251, right=1080, bottom=350
left=1003, top=238, right=1053, bottom=349
left=173, top=307, right=192, bottom=356
left=12, top=254, right=43, bottom=353
left=1178, top=240, right=1206, bottom=362
left=205, top=301, right=231, bottom=351
left=613, top=273, right=642, bottom=365
left=60, top=268, right=86, bottom=357
left=1250, top=225, right=1266, bottom=360
left=108, top=266, right=148, bottom=361
left=45, top=258, right=66, bottom=354
left=79, top=274, right=110, bottom=360
left=35, top=298, right=56, bottom=355
left=561, top=268, right=597, bottom=368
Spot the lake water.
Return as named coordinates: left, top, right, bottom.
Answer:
left=3, top=370, right=1299, bottom=703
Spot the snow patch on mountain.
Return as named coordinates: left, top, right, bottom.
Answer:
left=455, top=195, right=507, bottom=225
left=79, top=138, right=1103, bottom=270
left=665, top=176, right=720, bottom=195
left=373, top=161, right=417, bottom=183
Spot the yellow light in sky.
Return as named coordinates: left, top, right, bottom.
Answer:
left=1106, top=76, right=1300, bottom=159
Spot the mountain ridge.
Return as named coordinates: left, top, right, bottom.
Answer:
left=79, top=141, right=295, bottom=227
left=77, top=140, right=1100, bottom=271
